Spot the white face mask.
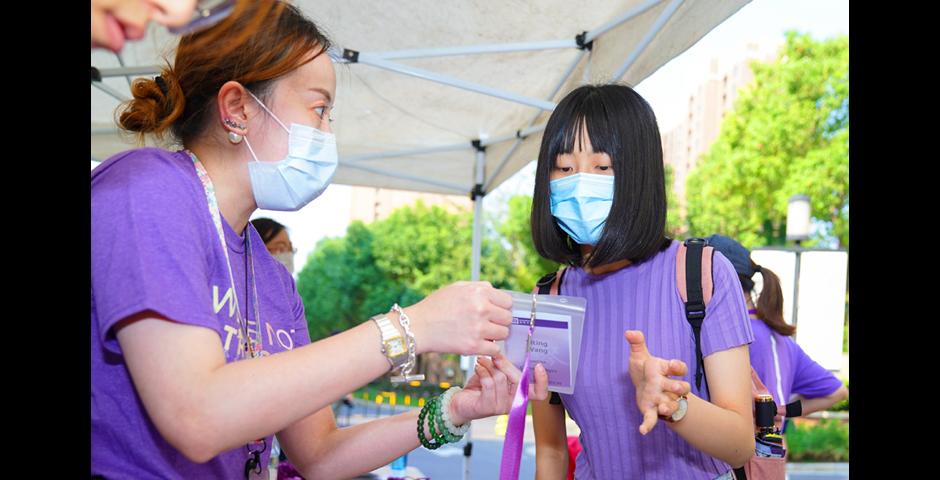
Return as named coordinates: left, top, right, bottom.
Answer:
left=243, top=90, right=338, bottom=211
left=273, top=251, right=294, bottom=274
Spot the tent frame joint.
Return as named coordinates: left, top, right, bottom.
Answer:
left=470, top=139, right=486, bottom=153
left=470, top=183, right=485, bottom=200
left=575, top=31, right=594, bottom=51
left=342, top=48, right=360, bottom=63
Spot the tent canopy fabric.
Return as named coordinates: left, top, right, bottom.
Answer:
left=92, top=0, right=749, bottom=197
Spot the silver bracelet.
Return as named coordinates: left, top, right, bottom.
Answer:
left=440, top=386, right=471, bottom=436
left=390, top=303, right=424, bottom=383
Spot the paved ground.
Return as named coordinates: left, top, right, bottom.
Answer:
left=309, top=400, right=849, bottom=479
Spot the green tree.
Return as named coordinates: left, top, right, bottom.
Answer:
left=297, top=200, right=528, bottom=342
left=369, top=201, right=519, bottom=294
left=495, top=195, right=560, bottom=292
left=297, top=222, right=418, bottom=341
left=685, top=31, right=848, bottom=248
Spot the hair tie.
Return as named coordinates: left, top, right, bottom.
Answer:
left=155, top=75, right=169, bottom=96
left=754, top=265, right=763, bottom=273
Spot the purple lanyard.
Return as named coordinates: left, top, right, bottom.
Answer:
left=498, top=292, right=538, bottom=480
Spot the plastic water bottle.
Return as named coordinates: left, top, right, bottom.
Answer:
left=389, top=453, right=408, bottom=477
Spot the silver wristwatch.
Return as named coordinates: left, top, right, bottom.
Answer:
left=371, top=314, right=409, bottom=370
left=660, top=395, right=689, bottom=423
left=389, top=303, right=423, bottom=383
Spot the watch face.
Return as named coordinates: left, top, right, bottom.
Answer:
left=386, top=338, right=407, bottom=357
left=673, top=398, right=688, bottom=421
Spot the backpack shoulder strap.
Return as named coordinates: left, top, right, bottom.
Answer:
left=676, top=238, right=715, bottom=305
left=676, top=238, right=715, bottom=390
left=535, top=267, right=568, bottom=296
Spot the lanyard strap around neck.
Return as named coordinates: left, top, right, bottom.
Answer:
left=188, top=150, right=256, bottom=359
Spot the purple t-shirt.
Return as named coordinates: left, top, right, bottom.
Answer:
left=91, top=148, right=311, bottom=479
left=557, top=240, right=754, bottom=480
left=748, top=319, right=843, bottom=411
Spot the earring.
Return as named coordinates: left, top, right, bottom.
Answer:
left=224, top=118, right=246, bottom=144
left=223, top=118, right=246, bottom=129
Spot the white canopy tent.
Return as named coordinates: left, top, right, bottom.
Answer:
left=92, top=0, right=749, bottom=475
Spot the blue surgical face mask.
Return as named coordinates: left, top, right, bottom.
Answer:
left=243, top=90, right=338, bottom=211
left=549, top=173, right=615, bottom=245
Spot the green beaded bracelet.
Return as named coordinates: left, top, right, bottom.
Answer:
left=434, top=397, right=463, bottom=443
left=436, top=414, right=462, bottom=443
left=418, top=394, right=466, bottom=448
left=428, top=397, right=449, bottom=445
left=417, top=400, right=443, bottom=450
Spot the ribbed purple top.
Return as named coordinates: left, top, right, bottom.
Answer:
left=558, top=240, right=754, bottom=479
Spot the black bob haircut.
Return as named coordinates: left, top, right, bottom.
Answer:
left=251, top=217, right=287, bottom=244
left=531, top=83, right=670, bottom=269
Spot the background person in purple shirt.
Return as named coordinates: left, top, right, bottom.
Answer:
left=530, top=84, right=755, bottom=480
left=91, top=2, right=548, bottom=478
left=705, top=235, right=848, bottom=430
